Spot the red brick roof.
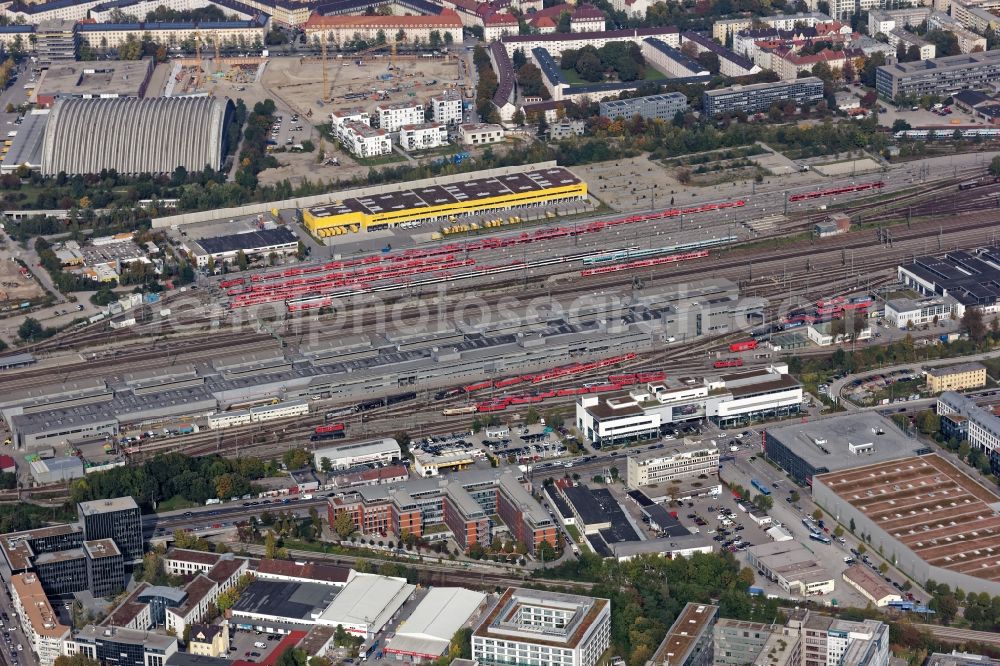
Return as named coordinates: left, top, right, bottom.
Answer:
left=255, top=559, right=350, bottom=584
left=572, top=4, right=605, bottom=19
left=0, top=456, right=16, bottom=471
left=486, top=12, right=518, bottom=24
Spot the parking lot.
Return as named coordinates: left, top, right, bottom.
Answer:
left=228, top=627, right=286, bottom=662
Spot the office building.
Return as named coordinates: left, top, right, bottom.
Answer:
left=626, top=444, right=720, bottom=488
left=926, top=652, right=1000, bottom=666
left=9, top=573, right=70, bottom=666
left=938, top=391, right=1000, bottom=473
left=78, top=496, right=143, bottom=562
left=703, top=77, right=824, bottom=117
left=877, top=50, right=1000, bottom=99
left=884, top=296, right=957, bottom=328
left=84, top=539, right=125, bottom=598
left=66, top=625, right=178, bottom=666
left=813, top=453, right=1000, bottom=597
left=796, top=614, right=889, bottom=666
left=648, top=603, right=717, bottom=666
left=472, top=588, right=611, bottom=666
left=925, top=362, right=987, bottom=393
left=762, top=412, right=928, bottom=485
left=713, top=620, right=781, bottom=666
left=32, top=549, right=88, bottom=596
left=599, top=92, right=688, bottom=121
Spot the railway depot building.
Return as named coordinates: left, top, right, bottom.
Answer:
left=327, top=468, right=557, bottom=552
left=472, top=588, right=611, bottom=666
left=897, top=248, right=1000, bottom=317
left=302, top=166, right=586, bottom=238
left=762, top=412, right=929, bottom=485
left=812, top=454, right=1000, bottom=597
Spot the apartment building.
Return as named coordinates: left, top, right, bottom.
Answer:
left=9, top=573, right=70, bottom=666
left=459, top=122, right=504, bottom=145
left=76, top=15, right=268, bottom=51
left=428, top=89, right=463, bottom=125
left=374, top=101, right=425, bottom=132
left=626, top=445, right=720, bottom=488
left=877, top=50, right=1000, bottom=99
left=340, top=121, right=392, bottom=158
left=399, top=122, right=448, bottom=151
left=301, top=10, right=463, bottom=46
left=887, top=28, right=936, bottom=59
left=702, top=77, right=824, bottom=117
left=599, top=92, right=687, bottom=121
left=925, top=362, right=988, bottom=393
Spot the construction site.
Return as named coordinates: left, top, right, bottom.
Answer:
left=260, top=49, right=465, bottom=121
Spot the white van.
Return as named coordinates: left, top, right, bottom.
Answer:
left=254, top=642, right=267, bottom=649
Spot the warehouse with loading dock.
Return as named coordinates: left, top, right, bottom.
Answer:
left=302, top=167, right=586, bottom=238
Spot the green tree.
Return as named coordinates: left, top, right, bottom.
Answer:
left=333, top=511, right=356, bottom=539
left=282, top=448, right=312, bottom=470
left=17, top=317, right=48, bottom=342
left=525, top=408, right=540, bottom=425
left=990, top=155, right=1000, bottom=178
left=236, top=250, right=249, bottom=271
left=264, top=530, right=279, bottom=559
left=320, top=457, right=333, bottom=473
left=812, top=508, right=823, bottom=521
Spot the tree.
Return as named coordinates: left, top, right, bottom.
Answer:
left=17, top=317, right=48, bottom=342
left=878, top=562, right=888, bottom=574
left=525, top=408, right=540, bottom=424
left=789, top=490, right=800, bottom=504
left=991, top=155, right=1000, bottom=178
left=512, top=109, right=525, bottom=126
left=962, top=308, right=987, bottom=344
left=55, top=656, right=101, bottom=666
left=282, top=448, right=312, bottom=470
left=264, top=530, right=279, bottom=559
left=333, top=511, right=356, bottom=539
left=849, top=517, right=856, bottom=533
left=512, top=47, right=527, bottom=69
left=697, top=51, right=720, bottom=75
left=236, top=249, right=249, bottom=271
left=812, top=508, right=823, bottom=521
left=557, top=11, right=571, bottom=32
left=320, top=457, right=333, bottom=473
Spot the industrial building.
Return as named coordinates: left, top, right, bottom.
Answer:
left=33, top=59, right=154, bottom=105
left=745, top=542, right=836, bottom=597
left=230, top=579, right=339, bottom=631
left=762, top=412, right=929, bottom=485
left=317, top=572, right=415, bottom=640
left=884, top=296, right=957, bottom=329
left=40, top=96, right=234, bottom=176
left=841, top=566, right=902, bottom=607
left=598, top=92, right=688, bottom=122
left=648, top=603, right=717, bottom=666
left=925, top=362, right=988, bottom=393
left=385, top=587, right=486, bottom=662
left=472, top=588, right=611, bottom=666
left=186, top=227, right=300, bottom=269
left=813, top=453, right=1000, bottom=596
left=897, top=248, right=1000, bottom=315
left=302, top=166, right=585, bottom=238
left=313, top=438, right=401, bottom=471
left=9, top=573, right=70, bottom=666
left=702, top=77, right=824, bottom=118
left=876, top=50, right=1000, bottom=99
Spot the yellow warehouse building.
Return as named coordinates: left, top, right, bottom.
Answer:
left=302, top=167, right=587, bottom=238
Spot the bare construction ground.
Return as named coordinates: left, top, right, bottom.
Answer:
left=260, top=54, right=463, bottom=120
left=0, top=255, right=45, bottom=307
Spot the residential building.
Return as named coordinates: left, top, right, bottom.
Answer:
left=702, top=77, right=824, bottom=117
left=484, top=12, right=518, bottom=41
left=340, top=121, right=392, bottom=158
left=78, top=496, right=143, bottom=563
left=329, top=108, right=371, bottom=139
left=877, top=50, right=1000, bottom=99
left=75, top=16, right=268, bottom=52
left=928, top=12, right=987, bottom=52
left=428, top=89, right=463, bottom=125
left=9, top=573, right=70, bottom=666
left=301, top=10, right=463, bottom=46
left=925, top=362, right=988, bottom=393
left=472, top=588, right=611, bottom=666
left=649, top=603, right=717, bottom=666
left=459, top=122, right=504, bottom=145
left=884, top=296, right=957, bottom=328
left=569, top=4, right=606, bottom=31
left=165, top=575, right=218, bottom=638
left=548, top=119, right=586, bottom=139
left=680, top=31, right=761, bottom=77
left=65, top=625, right=178, bottom=666
left=399, top=122, right=448, bottom=151
left=375, top=101, right=425, bottom=132
left=599, top=92, right=687, bottom=121
left=641, top=37, right=709, bottom=78
left=499, top=27, right=681, bottom=58
left=951, top=0, right=1000, bottom=33
left=187, top=624, right=229, bottom=658
left=887, top=28, right=936, bottom=60
left=772, top=48, right=853, bottom=80
left=938, top=391, right=1000, bottom=474
left=867, top=7, right=932, bottom=35
left=626, top=445, right=719, bottom=488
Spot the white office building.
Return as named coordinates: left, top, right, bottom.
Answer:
left=472, top=588, right=611, bottom=666
left=626, top=445, right=720, bottom=488
left=399, top=123, right=448, bottom=151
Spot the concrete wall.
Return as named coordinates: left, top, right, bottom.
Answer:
left=812, top=474, right=1000, bottom=596
left=151, top=161, right=560, bottom=229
